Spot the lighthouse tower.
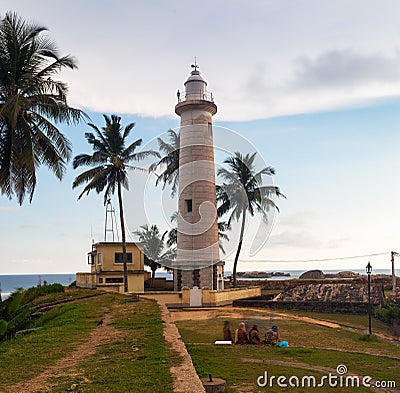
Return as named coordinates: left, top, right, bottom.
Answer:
left=174, top=64, right=220, bottom=290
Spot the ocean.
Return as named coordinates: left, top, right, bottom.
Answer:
left=0, top=274, right=76, bottom=301
left=1, top=269, right=398, bottom=301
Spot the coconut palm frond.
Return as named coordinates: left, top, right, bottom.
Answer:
left=0, top=12, right=87, bottom=204
left=216, top=152, right=284, bottom=286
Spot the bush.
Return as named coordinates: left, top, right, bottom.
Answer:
left=7, top=303, right=34, bottom=333
left=375, top=287, right=400, bottom=334
left=22, top=283, right=64, bottom=304
left=0, top=283, right=65, bottom=339
left=0, top=289, right=23, bottom=320
left=0, top=319, right=7, bottom=336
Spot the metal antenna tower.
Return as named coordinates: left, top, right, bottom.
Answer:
left=104, top=199, right=119, bottom=242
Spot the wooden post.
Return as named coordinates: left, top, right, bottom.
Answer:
left=392, top=251, right=397, bottom=297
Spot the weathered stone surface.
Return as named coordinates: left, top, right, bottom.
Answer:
left=201, top=377, right=226, bottom=393
left=237, top=271, right=290, bottom=278
left=325, top=271, right=360, bottom=278
left=299, top=270, right=325, bottom=279
left=273, top=282, right=384, bottom=306
left=239, top=276, right=400, bottom=291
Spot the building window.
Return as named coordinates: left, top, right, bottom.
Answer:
left=114, top=252, right=132, bottom=263
left=98, top=277, right=103, bottom=283
left=193, top=269, right=200, bottom=287
left=88, top=254, right=95, bottom=265
left=185, top=199, right=193, bottom=213
left=98, top=253, right=102, bottom=265
left=208, top=122, right=213, bottom=135
left=105, top=277, right=124, bottom=283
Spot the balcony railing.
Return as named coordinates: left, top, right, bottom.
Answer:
left=177, top=90, right=214, bottom=103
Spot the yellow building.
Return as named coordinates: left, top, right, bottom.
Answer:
left=76, top=242, right=149, bottom=293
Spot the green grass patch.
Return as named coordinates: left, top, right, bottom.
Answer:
left=274, top=308, right=393, bottom=336
left=0, top=294, right=106, bottom=387
left=0, top=294, right=174, bottom=393
left=32, top=288, right=103, bottom=306
left=176, top=312, right=400, bottom=392
left=48, top=298, right=174, bottom=393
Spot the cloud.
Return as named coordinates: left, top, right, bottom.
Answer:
left=276, top=211, right=320, bottom=228
left=292, top=49, right=400, bottom=90
left=0, top=206, right=18, bottom=213
left=3, top=1, right=400, bottom=120
left=20, top=223, right=40, bottom=229
left=52, top=219, right=77, bottom=226
left=267, top=230, right=323, bottom=248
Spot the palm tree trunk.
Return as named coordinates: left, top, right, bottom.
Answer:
left=151, top=267, right=156, bottom=288
left=232, top=210, right=246, bottom=287
left=117, top=179, right=128, bottom=293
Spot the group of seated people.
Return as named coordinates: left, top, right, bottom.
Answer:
left=223, top=321, right=281, bottom=345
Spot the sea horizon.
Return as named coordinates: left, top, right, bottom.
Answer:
left=1, top=268, right=398, bottom=301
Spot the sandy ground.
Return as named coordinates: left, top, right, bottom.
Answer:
left=170, top=306, right=341, bottom=328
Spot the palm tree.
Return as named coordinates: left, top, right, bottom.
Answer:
left=0, top=12, right=86, bottom=204
left=72, top=115, right=159, bottom=292
left=134, top=224, right=175, bottom=284
left=150, top=129, right=180, bottom=196
left=217, top=152, right=285, bottom=287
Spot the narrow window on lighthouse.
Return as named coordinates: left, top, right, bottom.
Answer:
left=185, top=199, right=193, bottom=213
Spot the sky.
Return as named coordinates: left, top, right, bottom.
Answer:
left=1, top=0, right=400, bottom=274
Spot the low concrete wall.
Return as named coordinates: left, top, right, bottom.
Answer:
left=142, top=286, right=261, bottom=307
left=203, top=286, right=261, bottom=306
left=141, top=291, right=187, bottom=307
left=239, top=276, right=400, bottom=291
left=76, top=272, right=96, bottom=289
left=145, top=278, right=174, bottom=291
left=233, top=297, right=381, bottom=314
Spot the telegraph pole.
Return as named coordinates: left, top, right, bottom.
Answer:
left=391, top=251, right=398, bottom=297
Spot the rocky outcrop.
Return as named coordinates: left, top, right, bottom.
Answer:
left=237, top=271, right=290, bottom=278
left=299, top=270, right=325, bottom=279
left=325, top=271, right=360, bottom=278
left=273, top=282, right=384, bottom=306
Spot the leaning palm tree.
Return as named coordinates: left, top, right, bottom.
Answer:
left=217, top=152, right=285, bottom=287
left=72, top=115, right=159, bottom=292
left=150, top=129, right=180, bottom=196
left=134, top=224, right=175, bottom=285
left=0, top=12, right=86, bottom=204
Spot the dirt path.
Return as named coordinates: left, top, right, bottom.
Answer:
left=170, top=306, right=341, bottom=328
left=6, top=307, right=126, bottom=393
left=144, top=298, right=206, bottom=393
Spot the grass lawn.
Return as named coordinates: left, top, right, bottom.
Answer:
left=175, top=309, right=400, bottom=393
left=0, top=291, right=174, bottom=393
left=273, top=308, right=393, bottom=336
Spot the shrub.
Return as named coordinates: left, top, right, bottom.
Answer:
left=0, top=319, right=7, bottom=336
left=0, top=284, right=64, bottom=339
left=22, top=283, right=64, bottom=304
left=375, top=287, right=400, bottom=336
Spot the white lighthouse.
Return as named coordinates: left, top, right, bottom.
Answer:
left=174, top=64, right=220, bottom=290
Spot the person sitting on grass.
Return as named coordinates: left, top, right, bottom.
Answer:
left=223, top=321, right=233, bottom=342
left=235, top=322, right=249, bottom=345
left=265, top=325, right=280, bottom=346
left=249, top=324, right=262, bottom=344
